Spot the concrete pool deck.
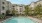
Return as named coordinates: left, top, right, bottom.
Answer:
left=0, top=16, right=42, bottom=23
left=27, top=16, right=42, bottom=23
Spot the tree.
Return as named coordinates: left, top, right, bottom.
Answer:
left=12, top=9, right=18, bottom=16
left=34, top=4, right=42, bottom=19
left=12, top=10, right=16, bottom=15
left=39, top=5, right=42, bottom=15
left=24, top=5, right=29, bottom=16
left=6, top=10, right=10, bottom=15
left=34, top=4, right=41, bottom=15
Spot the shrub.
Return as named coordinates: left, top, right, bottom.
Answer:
left=0, top=14, right=5, bottom=19
left=6, top=10, right=10, bottom=15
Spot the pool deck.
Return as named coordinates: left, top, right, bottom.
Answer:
left=27, top=16, right=42, bottom=23
left=0, top=16, right=42, bottom=23
left=0, top=16, right=12, bottom=22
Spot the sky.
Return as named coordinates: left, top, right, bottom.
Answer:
left=7, top=0, right=38, bottom=5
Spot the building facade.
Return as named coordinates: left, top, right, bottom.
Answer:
left=6, top=1, right=12, bottom=14
left=0, top=0, right=7, bottom=15
left=12, top=4, right=25, bottom=15
left=1, top=0, right=42, bottom=15
left=0, top=0, right=25, bottom=15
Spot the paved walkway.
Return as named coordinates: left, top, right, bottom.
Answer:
left=0, top=16, right=12, bottom=23
left=27, top=16, right=42, bottom=23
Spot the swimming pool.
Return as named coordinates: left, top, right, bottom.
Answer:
left=2, top=17, right=36, bottom=23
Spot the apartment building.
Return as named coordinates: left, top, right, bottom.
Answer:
left=6, top=1, right=12, bottom=14
left=17, top=4, right=25, bottom=15
left=0, top=0, right=25, bottom=15
left=12, top=4, right=25, bottom=15
left=36, top=1, right=42, bottom=6
left=29, top=2, right=35, bottom=10
left=0, top=0, right=12, bottom=15
left=29, top=1, right=42, bottom=10
left=0, top=0, right=8, bottom=15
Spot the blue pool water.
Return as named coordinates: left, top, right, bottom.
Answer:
left=2, top=17, right=36, bottom=23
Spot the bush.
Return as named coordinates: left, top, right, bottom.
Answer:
left=6, top=14, right=13, bottom=16
left=0, top=14, right=5, bottom=19
left=6, top=10, right=10, bottom=15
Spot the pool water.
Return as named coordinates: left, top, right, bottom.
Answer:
left=2, top=17, right=36, bottom=23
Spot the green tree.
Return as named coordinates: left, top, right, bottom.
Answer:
left=12, top=9, right=18, bottom=16
left=34, top=4, right=42, bottom=19
left=24, top=5, right=29, bottom=16
left=34, top=4, right=41, bottom=15
left=39, top=5, right=42, bottom=15
left=6, top=10, right=10, bottom=15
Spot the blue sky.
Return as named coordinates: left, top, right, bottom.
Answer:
left=7, top=0, right=38, bottom=5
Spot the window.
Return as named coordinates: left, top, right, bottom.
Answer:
left=2, top=13, right=4, bottom=15
left=20, top=8, right=22, bottom=12
left=2, top=2, right=5, bottom=4
left=2, top=6, right=5, bottom=10
left=12, top=6, right=15, bottom=7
